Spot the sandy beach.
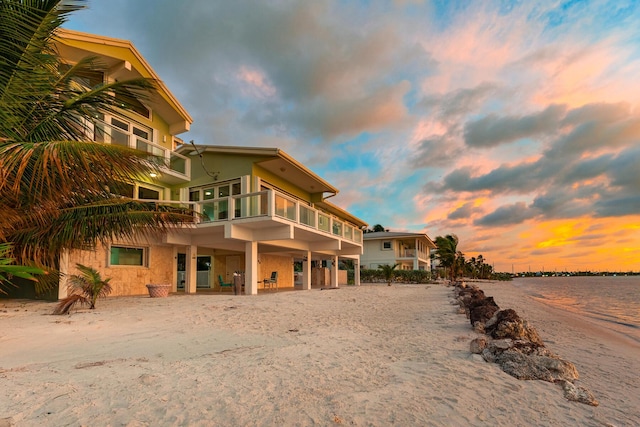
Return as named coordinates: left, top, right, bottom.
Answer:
left=1, top=283, right=639, bottom=426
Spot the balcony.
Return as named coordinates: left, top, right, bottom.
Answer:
left=92, top=118, right=190, bottom=183
left=195, top=189, right=363, bottom=245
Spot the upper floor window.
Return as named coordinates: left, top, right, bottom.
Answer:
left=109, top=182, right=162, bottom=200
left=382, top=241, right=392, bottom=250
left=115, top=88, right=151, bottom=119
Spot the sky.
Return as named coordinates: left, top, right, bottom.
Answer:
left=64, top=0, right=640, bottom=273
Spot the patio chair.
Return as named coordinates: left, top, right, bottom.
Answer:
left=263, top=271, right=278, bottom=291
left=218, top=275, right=233, bottom=292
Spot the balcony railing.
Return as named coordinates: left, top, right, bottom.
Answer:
left=93, top=119, right=189, bottom=178
left=194, top=189, right=363, bottom=244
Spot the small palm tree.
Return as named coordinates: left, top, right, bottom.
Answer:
left=378, top=263, right=399, bottom=286
left=53, top=264, right=112, bottom=315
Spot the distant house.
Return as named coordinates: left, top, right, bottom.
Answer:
left=56, top=30, right=366, bottom=298
left=361, top=232, right=436, bottom=271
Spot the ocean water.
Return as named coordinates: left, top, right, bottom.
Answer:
left=512, top=276, right=640, bottom=344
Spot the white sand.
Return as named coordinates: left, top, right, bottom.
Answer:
left=1, top=283, right=638, bottom=426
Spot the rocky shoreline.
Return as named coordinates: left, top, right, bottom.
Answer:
left=452, top=281, right=599, bottom=406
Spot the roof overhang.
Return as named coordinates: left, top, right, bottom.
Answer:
left=177, top=145, right=339, bottom=196
left=54, top=29, right=193, bottom=134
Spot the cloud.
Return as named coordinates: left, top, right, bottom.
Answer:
left=447, top=202, right=484, bottom=220
left=474, top=202, right=537, bottom=226
left=463, top=104, right=566, bottom=148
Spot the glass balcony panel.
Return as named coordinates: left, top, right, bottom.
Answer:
left=94, top=122, right=106, bottom=143
left=170, top=153, right=187, bottom=174
left=332, top=220, right=343, bottom=236
left=217, top=200, right=228, bottom=220
left=275, top=194, right=295, bottom=220
left=318, top=213, right=330, bottom=232
left=232, top=192, right=269, bottom=218
left=299, top=205, right=315, bottom=227
left=202, top=203, right=215, bottom=222
left=111, top=126, right=129, bottom=147
left=345, top=225, right=353, bottom=240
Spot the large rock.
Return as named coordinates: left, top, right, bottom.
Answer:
left=559, top=380, right=599, bottom=406
left=494, top=350, right=579, bottom=382
left=469, top=296, right=500, bottom=326
left=470, top=337, right=487, bottom=354
left=485, top=309, right=544, bottom=346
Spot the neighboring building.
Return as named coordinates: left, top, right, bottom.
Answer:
left=56, top=30, right=367, bottom=297
left=361, top=231, right=436, bottom=271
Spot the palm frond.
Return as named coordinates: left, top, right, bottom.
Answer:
left=52, top=293, right=86, bottom=315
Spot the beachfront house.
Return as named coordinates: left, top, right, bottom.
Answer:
left=361, top=231, right=436, bottom=271
left=56, top=30, right=367, bottom=298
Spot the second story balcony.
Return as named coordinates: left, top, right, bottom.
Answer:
left=192, top=189, right=363, bottom=246
left=91, top=116, right=190, bottom=184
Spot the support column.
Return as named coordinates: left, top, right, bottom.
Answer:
left=355, top=258, right=361, bottom=286
left=330, top=255, right=339, bottom=288
left=171, top=246, right=178, bottom=292
left=245, top=241, right=258, bottom=295
left=302, top=251, right=312, bottom=290
left=413, top=258, right=419, bottom=270
left=185, top=245, right=197, bottom=294
left=58, top=249, right=70, bottom=299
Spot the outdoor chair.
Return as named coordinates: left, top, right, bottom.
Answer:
left=218, top=275, right=233, bottom=292
left=263, top=271, right=278, bottom=291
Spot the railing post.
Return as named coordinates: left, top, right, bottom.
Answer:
left=268, top=190, right=275, bottom=217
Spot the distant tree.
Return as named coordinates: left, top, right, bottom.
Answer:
left=372, top=224, right=386, bottom=232
left=378, top=263, right=399, bottom=286
left=433, top=234, right=463, bottom=281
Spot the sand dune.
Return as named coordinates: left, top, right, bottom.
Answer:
left=1, top=283, right=638, bottom=426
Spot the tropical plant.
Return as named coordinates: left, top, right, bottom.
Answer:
left=433, top=234, right=464, bottom=282
left=0, top=0, right=195, bottom=293
left=0, top=243, right=44, bottom=293
left=378, top=263, right=399, bottom=286
left=53, top=263, right=112, bottom=314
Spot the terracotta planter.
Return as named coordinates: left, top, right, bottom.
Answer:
left=146, top=284, right=171, bottom=298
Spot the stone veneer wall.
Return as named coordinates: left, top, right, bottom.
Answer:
left=68, top=242, right=173, bottom=296
left=259, top=254, right=293, bottom=289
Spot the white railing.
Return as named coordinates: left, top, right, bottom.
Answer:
left=93, top=119, right=190, bottom=177
left=193, top=189, right=363, bottom=244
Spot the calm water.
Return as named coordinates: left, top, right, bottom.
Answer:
left=512, top=276, right=640, bottom=344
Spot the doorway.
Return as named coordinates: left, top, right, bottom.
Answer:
left=197, top=256, right=211, bottom=289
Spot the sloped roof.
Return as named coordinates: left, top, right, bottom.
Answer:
left=364, top=231, right=436, bottom=247
left=54, top=29, right=192, bottom=133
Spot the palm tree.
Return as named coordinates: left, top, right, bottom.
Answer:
left=378, top=263, right=398, bottom=286
left=0, top=243, right=43, bottom=293
left=53, top=263, right=112, bottom=314
left=433, top=234, right=463, bottom=282
left=0, top=0, right=194, bottom=292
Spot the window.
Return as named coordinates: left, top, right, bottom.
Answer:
left=110, top=246, right=147, bottom=267
left=382, top=241, right=392, bottom=250
left=138, top=186, right=160, bottom=200
left=115, top=88, right=151, bottom=119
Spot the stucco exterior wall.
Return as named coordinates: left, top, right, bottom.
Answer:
left=361, top=239, right=397, bottom=269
